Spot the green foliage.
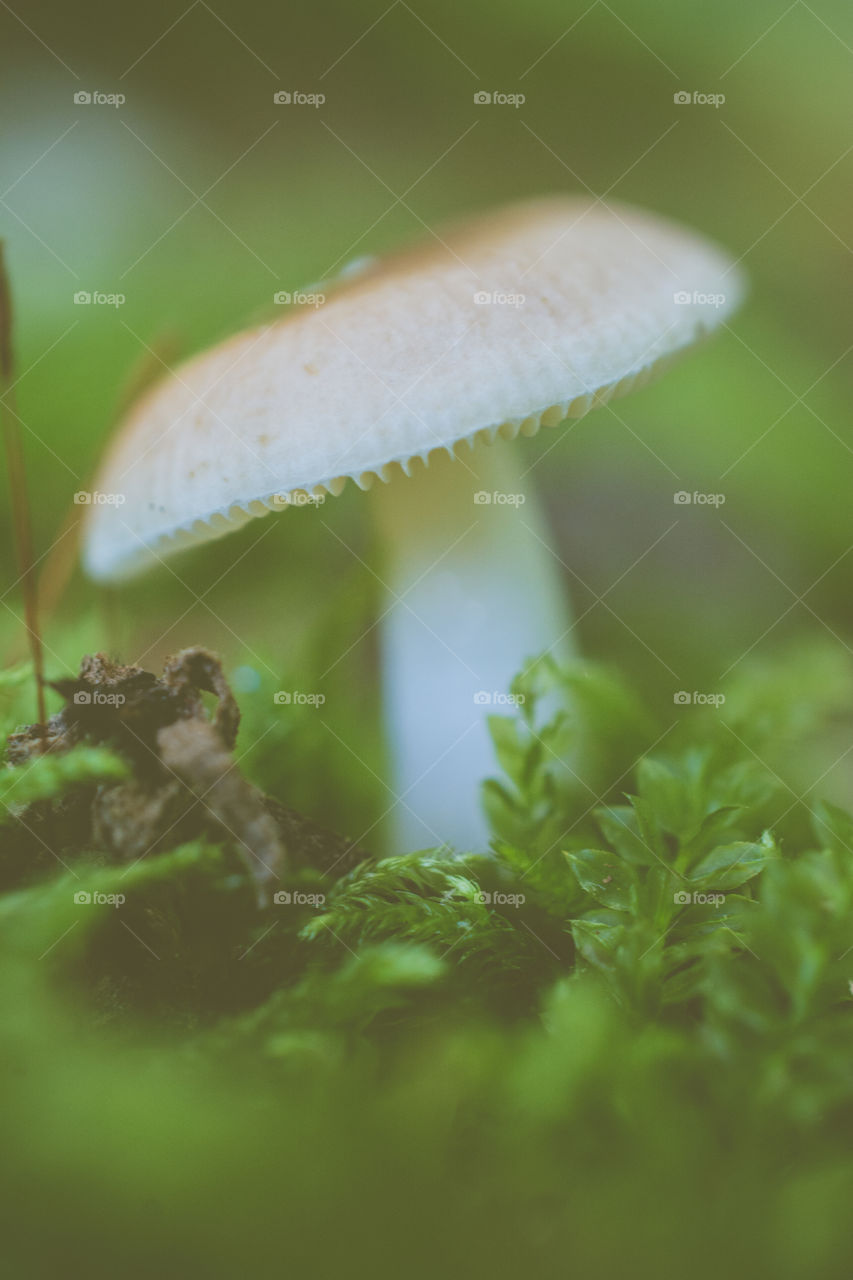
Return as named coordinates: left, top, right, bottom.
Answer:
left=483, top=656, right=653, bottom=914
left=0, top=661, right=38, bottom=737
left=300, top=852, right=564, bottom=1013
left=225, top=578, right=384, bottom=845
left=3, top=647, right=853, bottom=1275
left=565, top=755, right=779, bottom=1015
left=0, top=744, right=127, bottom=817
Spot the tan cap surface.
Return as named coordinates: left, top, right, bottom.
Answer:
left=83, top=196, right=744, bottom=581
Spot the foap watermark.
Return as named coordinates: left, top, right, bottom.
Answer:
left=474, top=690, right=525, bottom=706
left=273, top=890, right=326, bottom=907
left=474, top=90, right=525, bottom=108
left=73, top=890, right=126, bottom=907
left=673, top=90, right=725, bottom=108
left=674, top=691, right=726, bottom=708
left=74, top=90, right=125, bottom=108
left=74, top=490, right=125, bottom=506
left=673, top=490, right=725, bottom=507
left=269, top=490, right=325, bottom=508
left=440, top=886, right=526, bottom=908
left=474, top=890, right=525, bottom=907
left=74, top=290, right=125, bottom=308
left=474, top=490, right=526, bottom=506
left=73, top=691, right=126, bottom=707
left=474, top=290, right=525, bottom=308
left=273, top=90, right=325, bottom=107
left=273, top=290, right=325, bottom=308
left=274, top=690, right=326, bottom=707
left=674, top=890, right=726, bottom=907
left=674, top=290, right=727, bottom=308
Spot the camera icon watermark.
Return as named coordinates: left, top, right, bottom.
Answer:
left=73, top=291, right=125, bottom=308
left=673, top=290, right=727, bottom=308
left=673, top=90, right=725, bottom=108
left=273, top=690, right=326, bottom=707
left=73, top=90, right=126, bottom=108
left=673, top=490, right=726, bottom=506
left=74, top=490, right=126, bottom=506
left=273, top=90, right=325, bottom=107
left=272, top=890, right=326, bottom=906
left=473, top=90, right=525, bottom=108
left=473, top=290, right=525, bottom=308
left=673, top=890, right=726, bottom=906
left=273, top=290, right=325, bottom=308
left=73, top=889, right=126, bottom=906
left=73, top=690, right=127, bottom=707
left=473, top=690, right=525, bottom=707
left=473, top=889, right=525, bottom=907
left=673, top=691, right=726, bottom=708
left=269, top=490, right=325, bottom=508
left=473, top=490, right=526, bottom=506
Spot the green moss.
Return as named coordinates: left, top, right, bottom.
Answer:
left=3, top=645, right=853, bottom=1276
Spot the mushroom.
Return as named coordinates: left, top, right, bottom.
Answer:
left=82, top=197, right=743, bottom=852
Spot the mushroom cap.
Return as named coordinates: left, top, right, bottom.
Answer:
left=83, top=196, right=744, bottom=581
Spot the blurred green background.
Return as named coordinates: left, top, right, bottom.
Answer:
left=3, top=5, right=853, bottom=1276
left=2, top=0, right=852, bottom=827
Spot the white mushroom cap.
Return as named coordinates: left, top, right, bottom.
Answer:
left=83, top=196, right=743, bottom=581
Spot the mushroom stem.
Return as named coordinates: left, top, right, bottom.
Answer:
left=371, top=438, right=572, bottom=853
